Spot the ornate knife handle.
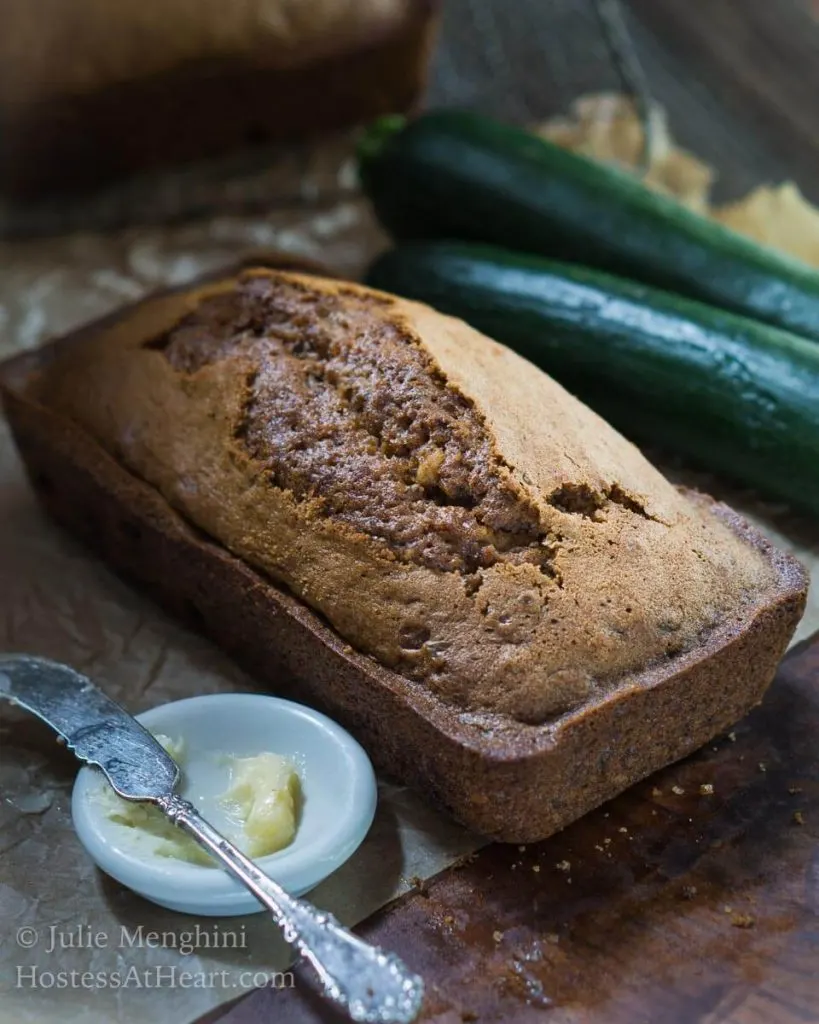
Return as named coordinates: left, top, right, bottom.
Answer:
left=157, top=794, right=423, bottom=1024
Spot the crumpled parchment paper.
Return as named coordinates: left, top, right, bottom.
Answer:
left=0, top=133, right=816, bottom=1024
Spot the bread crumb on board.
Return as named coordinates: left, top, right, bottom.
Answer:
left=699, top=783, right=714, bottom=796
left=404, top=874, right=429, bottom=897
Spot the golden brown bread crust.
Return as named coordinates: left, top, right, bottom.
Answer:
left=0, top=0, right=437, bottom=196
left=0, top=374, right=807, bottom=843
left=20, top=269, right=790, bottom=729
left=0, top=267, right=809, bottom=841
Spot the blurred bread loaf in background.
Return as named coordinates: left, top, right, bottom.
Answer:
left=0, top=0, right=438, bottom=198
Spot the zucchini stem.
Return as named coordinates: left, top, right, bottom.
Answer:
left=357, top=115, right=407, bottom=183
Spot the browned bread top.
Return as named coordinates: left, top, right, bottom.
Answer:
left=33, top=269, right=775, bottom=723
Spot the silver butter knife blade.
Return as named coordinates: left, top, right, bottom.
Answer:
left=0, top=654, right=178, bottom=799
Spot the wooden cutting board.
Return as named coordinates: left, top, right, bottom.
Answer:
left=202, top=634, right=819, bottom=1023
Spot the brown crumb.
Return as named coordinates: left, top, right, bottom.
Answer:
left=594, top=844, right=604, bottom=852
left=618, top=827, right=628, bottom=833
left=788, top=786, right=804, bottom=795
left=453, top=852, right=479, bottom=869
left=546, top=933, right=560, bottom=944
left=651, top=787, right=662, bottom=797
left=604, top=838, right=612, bottom=845
left=518, top=845, right=526, bottom=852
left=461, top=1013, right=478, bottom=1023
left=793, top=811, right=805, bottom=826
left=728, top=732, right=737, bottom=742
left=699, top=783, right=714, bottom=796
left=671, top=785, right=685, bottom=796
left=532, top=865, right=541, bottom=873
left=555, top=860, right=571, bottom=872
left=493, top=930, right=503, bottom=943
left=723, top=905, right=733, bottom=914
left=681, top=885, right=698, bottom=900
left=444, top=915, right=455, bottom=926
left=408, top=875, right=429, bottom=897
left=731, top=914, right=755, bottom=929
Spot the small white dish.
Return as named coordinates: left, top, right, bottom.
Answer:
left=71, top=693, right=378, bottom=916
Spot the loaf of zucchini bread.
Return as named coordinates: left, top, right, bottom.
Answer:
left=0, top=268, right=807, bottom=839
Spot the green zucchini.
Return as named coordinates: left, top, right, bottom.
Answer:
left=365, top=241, right=819, bottom=517
left=358, top=111, right=819, bottom=343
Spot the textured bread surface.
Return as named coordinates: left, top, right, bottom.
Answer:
left=1, top=265, right=808, bottom=840
left=32, top=269, right=778, bottom=724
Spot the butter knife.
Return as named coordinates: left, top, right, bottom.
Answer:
left=0, top=654, right=423, bottom=1024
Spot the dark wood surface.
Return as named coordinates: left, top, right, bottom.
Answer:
left=623, top=0, right=819, bottom=202
left=202, top=634, right=819, bottom=1024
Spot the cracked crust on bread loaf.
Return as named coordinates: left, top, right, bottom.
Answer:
left=33, top=269, right=776, bottom=723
